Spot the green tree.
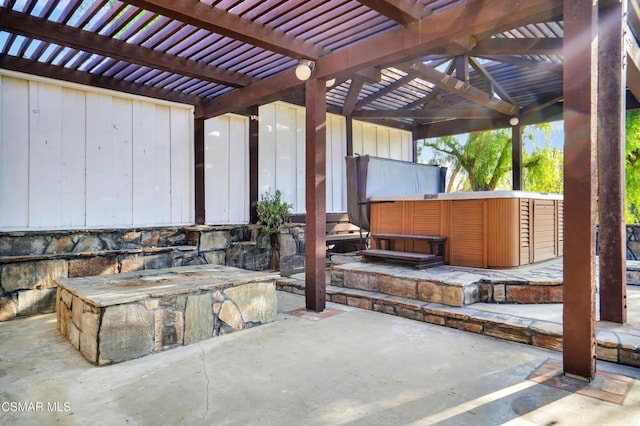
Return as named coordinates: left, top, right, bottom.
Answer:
left=420, top=124, right=560, bottom=192
left=626, top=110, right=640, bottom=223
left=523, top=143, right=563, bottom=193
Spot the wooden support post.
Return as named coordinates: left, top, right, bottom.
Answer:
left=194, top=117, right=205, bottom=224
left=598, top=0, right=627, bottom=324
left=346, top=116, right=354, bottom=157
left=512, top=123, right=522, bottom=190
left=305, top=79, right=327, bottom=312
left=249, top=107, right=259, bottom=224
left=562, top=0, right=598, bottom=380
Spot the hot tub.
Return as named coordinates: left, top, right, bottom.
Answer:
left=369, top=190, right=563, bottom=268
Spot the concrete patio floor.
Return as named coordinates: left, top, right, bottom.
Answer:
left=1, top=291, right=640, bottom=425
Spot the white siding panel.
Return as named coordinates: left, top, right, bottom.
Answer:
left=295, top=107, right=305, bottom=211
left=61, top=88, right=86, bottom=227
left=85, top=92, right=115, bottom=227
left=258, top=104, right=276, bottom=196
left=0, top=71, right=194, bottom=230
left=205, top=114, right=249, bottom=224
left=205, top=116, right=230, bottom=223
left=132, top=101, right=158, bottom=225
left=328, top=114, right=346, bottom=212
left=389, top=128, right=403, bottom=160
left=154, top=105, right=172, bottom=224
left=275, top=103, right=297, bottom=207
left=362, top=124, right=377, bottom=155
left=170, top=107, right=193, bottom=224
left=28, top=82, right=63, bottom=227
left=376, top=127, right=391, bottom=158
left=352, top=121, right=364, bottom=156
left=228, top=115, right=248, bottom=223
left=0, top=77, right=30, bottom=228
left=111, top=97, right=133, bottom=225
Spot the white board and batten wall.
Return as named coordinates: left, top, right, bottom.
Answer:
left=255, top=101, right=413, bottom=215
left=0, top=70, right=194, bottom=231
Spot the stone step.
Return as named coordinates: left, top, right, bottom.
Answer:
left=275, top=277, right=640, bottom=369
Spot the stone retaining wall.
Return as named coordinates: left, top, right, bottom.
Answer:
left=596, top=224, right=640, bottom=260
left=1, top=225, right=277, bottom=321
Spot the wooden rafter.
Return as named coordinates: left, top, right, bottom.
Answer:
left=0, top=9, right=255, bottom=87
left=400, top=61, right=517, bottom=115
left=342, top=78, right=364, bottom=116
left=469, top=57, right=516, bottom=105
left=356, top=0, right=431, bottom=25
left=402, top=60, right=456, bottom=111
left=354, top=74, right=415, bottom=109
left=127, top=0, right=324, bottom=59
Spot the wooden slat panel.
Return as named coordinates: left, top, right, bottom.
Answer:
left=487, top=198, right=520, bottom=267
left=450, top=199, right=486, bottom=267
left=557, top=200, right=564, bottom=256
left=411, top=200, right=442, bottom=254
left=533, top=199, right=557, bottom=262
left=520, top=199, right=531, bottom=265
left=370, top=201, right=405, bottom=249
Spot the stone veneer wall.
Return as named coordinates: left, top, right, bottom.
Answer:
left=596, top=224, right=640, bottom=260
left=0, top=225, right=280, bottom=321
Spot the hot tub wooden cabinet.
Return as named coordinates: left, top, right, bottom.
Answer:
left=369, top=191, right=563, bottom=268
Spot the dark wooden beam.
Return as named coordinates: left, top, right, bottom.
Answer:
left=472, top=37, right=563, bottom=56
left=200, top=0, right=563, bottom=118
left=305, top=79, right=327, bottom=312
left=512, top=123, right=522, bottom=190
left=562, top=0, right=597, bottom=381
left=194, top=118, right=206, bottom=225
left=249, top=107, right=259, bottom=224
left=0, top=56, right=205, bottom=107
left=469, top=57, right=516, bottom=105
left=357, top=0, right=431, bottom=25
left=413, top=103, right=563, bottom=138
left=352, top=107, right=506, bottom=119
left=455, top=55, right=470, bottom=84
left=598, top=0, right=627, bottom=324
left=0, top=9, right=255, bottom=88
left=402, top=62, right=517, bottom=115
left=627, top=0, right=640, bottom=41
left=478, top=55, right=563, bottom=74
left=342, top=78, right=364, bottom=116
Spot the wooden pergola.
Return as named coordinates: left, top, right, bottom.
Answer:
left=2, top=0, right=639, bottom=380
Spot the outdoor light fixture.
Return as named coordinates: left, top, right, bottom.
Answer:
left=509, top=116, right=520, bottom=126
left=326, top=78, right=336, bottom=88
left=295, top=59, right=315, bottom=81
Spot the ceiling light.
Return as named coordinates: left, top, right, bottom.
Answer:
left=326, top=78, right=336, bottom=88
left=509, top=116, right=519, bottom=126
left=295, top=59, right=315, bottom=81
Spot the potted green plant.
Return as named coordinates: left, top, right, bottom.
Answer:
left=256, top=189, right=293, bottom=269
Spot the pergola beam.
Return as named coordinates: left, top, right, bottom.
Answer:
left=356, top=0, right=431, bottom=24
left=626, top=31, right=640, bottom=102
left=472, top=37, right=563, bottom=56
left=0, top=9, right=254, bottom=87
left=469, top=57, right=517, bottom=105
left=352, top=107, right=506, bottom=119
left=479, top=55, right=563, bottom=74
left=402, top=61, right=517, bottom=115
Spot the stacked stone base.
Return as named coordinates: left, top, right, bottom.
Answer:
left=330, top=263, right=563, bottom=307
left=276, top=278, right=640, bottom=368
left=56, top=265, right=278, bottom=365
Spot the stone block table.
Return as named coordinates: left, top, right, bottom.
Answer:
left=55, top=264, right=278, bottom=365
